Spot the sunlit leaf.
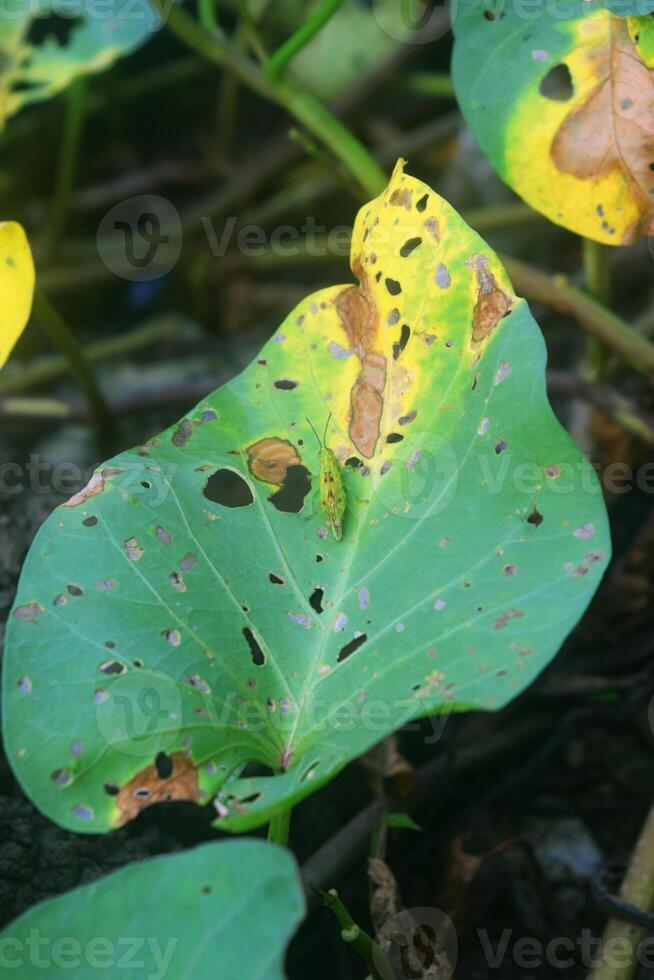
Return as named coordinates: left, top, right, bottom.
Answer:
left=628, top=13, right=654, bottom=64
left=0, top=840, right=304, bottom=978
left=452, top=0, right=654, bottom=244
left=0, top=0, right=163, bottom=131
left=0, top=221, right=34, bottom=368
left=3, top=161, right=609, bottom=834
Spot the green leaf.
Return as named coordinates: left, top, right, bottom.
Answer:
left=0, top=839, right=304, bottom=977
left=0, top=221, right=34, bottom=368
left=597, top=0, right=654, bottom=12
left=0, top=0, right=163, bottom=131
left=388, top=811, right=422, bottom=831
left=452, top=0, right=654, bottom=243
left=3, top=160, right=609, bottom=834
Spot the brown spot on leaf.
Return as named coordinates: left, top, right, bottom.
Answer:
left=551, top=20, right=654, bottom=241
left=172, top=418, right=193, bottom=447
left=494, top=608, right=524, bottom=630
left=64, top=471, right=110, bottom=508
left=470, top=257, right=512, bottom=345
left=115, top=752, right=199, bottom=826
left=389, top=188, right=413, bottom=209
left=337, top=263, right=386, bottom=459
left=13, top=602, right=45, bottom=624
left=247, top=438, right=300, bottom=486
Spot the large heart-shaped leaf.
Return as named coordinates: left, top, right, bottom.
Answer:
left=452, top=0, right=654, bottom=244
left=0, top=0, right=162, bottom=131
left=0, top=221, right=34, bottom=368
left=3, top=161, right=609, bottom=834
left=0, top=840, right=304, bottom=978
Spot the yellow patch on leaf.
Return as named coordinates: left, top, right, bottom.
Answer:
left=0, top=222, right=35, bottom=369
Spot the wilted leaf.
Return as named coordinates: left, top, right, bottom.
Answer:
left=0, top=840, right=304, bottom=978
left=0, top=222, right=34, bottom=368
left=3, top=161, right=609, bottom=834
left=452, top=1, right=654, bottom=244
left=0, top=0, right=163, bottom=131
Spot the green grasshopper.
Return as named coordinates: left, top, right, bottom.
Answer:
left=307, top=414, right=346, bottom=541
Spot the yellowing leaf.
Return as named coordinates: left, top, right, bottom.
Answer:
left=452, top=2, right=654, bottom=244
left=0, top=222, right=34, bottom=369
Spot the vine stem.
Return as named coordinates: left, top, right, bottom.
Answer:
left=267, top=807, right=292, bottom=847
left=148, top=0, right=386, bottom=199
left=582, top=237, right=612, bottom=379
left=31, top=290, right=112, bottom=434
left=47, top=76, right=87, bottom=259
left=321, top=889, right=383, bottom=979
left=589, top=804, right=654, bottom=980
left=266, top=0, right=345, bottom=82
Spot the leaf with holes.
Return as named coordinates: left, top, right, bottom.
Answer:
left=0, top=222, right=34, bottom=369
left=452, top=0, right=654, bottom=244
left=0, top=839, right=304, bottom=977
left=3, top=160, right=609, bottom=834
left=0, top=0, right=163, bottom=131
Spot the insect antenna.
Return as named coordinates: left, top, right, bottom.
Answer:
left=306, top=417, right=322, bottom=448
left=322, top=412, right=333, bottom=445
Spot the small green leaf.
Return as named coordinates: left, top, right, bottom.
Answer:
left=388, top=811, right=422, bottom=831
left=3, top=161, right=609, bottom=835
left=0, top=840, right=304, bottom=978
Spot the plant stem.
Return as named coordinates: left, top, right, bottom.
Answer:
left=321, top=889, right=383, bottom=978
left=582, top=237, right=612, bottom=379
left=266, top=0, right=345, bottom=82
left=401, top=71, right=456, bottom=98
left=149, top=0, right=386, bottom=199
left=47, top=76, right=87, bottom=260
left=31, top=290, right=111, bottom=433
left=589, top=803, right=654, bottom=980
left=267, top=807, right=292, bottom=846
left=198, top=0, right=222, bottom=35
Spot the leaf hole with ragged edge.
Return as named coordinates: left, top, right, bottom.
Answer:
left=98, top=659, right=126, bottom=676
left=385, top=277, right=402, bottom=295
left=82, top=515, right=98, bottom=527
left=539, top=64, right=573, bottom=102
left=416, top=194, right=428, bottom=212
left=269, top=572, right=285, bottom=585
left=103, top=781, right=120, bottom=796
left=243, top=627, right=265, bottom=666
left=268, top=465, right=311, bottom=514
left=273, top=379, right=298, bottom=391
left=203, top=468, right=254, bottom=508
left=337, top=633, right=367, bottom=663
left=393, top=324, right=411, bottom=361
left=315, top=554, right=324, bottom=563
left=386, top=432, right=404, bottom=444
left=309, top=588, right=324, bottom=614
left=345, top=456, right=363, bottom=469
left=67, top=584, right=84, bottom=597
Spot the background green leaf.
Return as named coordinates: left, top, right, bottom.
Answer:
left=0, top=0, right=162, bottom=131
left=0, top=839, right=304, bottom=977
left=3, top=162, right=609, bottom=834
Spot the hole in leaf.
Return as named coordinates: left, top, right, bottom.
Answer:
left=243, top=627, right=265, bottom=666
left=309, top=588, right=324, bottom=614
left=67, top=584, right=84, bottom=597
left=345, top=456, right=363, bottom=468
left=82, top=516, right=98, bottom=527
left=495, top=440, right=508, bottom=454
left=268, top=465, right=311, bottom=513
left=155, top=751, right=174, bottom=779
left=386, top=433, right=404, bottom=444
left=416, top=194, right=428, bottom=212
left=539, top=64, right=573, bottom=101
left=393, top=324, right=411, bottom=361
left=274, top=379, right=298, bottom=390
left=203, top=469, right=254, bottom=507
left=385, top=277, right=402, bottom=295
left=315, top=554, right=324, bottom=562
left=98, top=660, right=126, bottom=675
left=527, top=508, right=544, bottom=526
left=269, top=573, right=285, bottom=585
left=104, top=782, right=120, bottom=796
left=238, top=792, right=261, bottom=804
left=400, top=237, right=422, bottom=258
left=337, top=633, right=367, bottom=662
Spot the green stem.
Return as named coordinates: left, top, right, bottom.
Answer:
left=321, top=889, right=383, bottom=978
left=149, top=0, right=386, bottom=199
left=31, top=290, right=111, bottom=433
left=267, top=807, right=292, bottom=846
left=582, top=237, right=612, bottom=379
left=47, top=76, right=87, bottom=259
left=401, top=71, right=456, bottom=99
left=266, top=0, right=345, bottom=82
left=198, top=0, right=222, bottom=35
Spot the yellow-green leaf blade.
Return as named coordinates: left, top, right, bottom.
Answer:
left=0, top=221, right=34, bottom=368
